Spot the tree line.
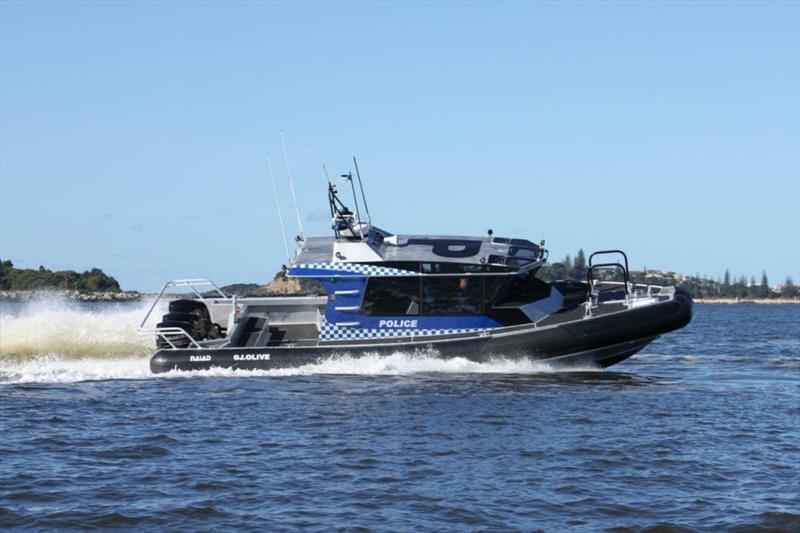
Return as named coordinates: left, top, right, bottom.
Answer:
left=2, top=254, right=796, bottom=300
left=537, top=250, right=799, bottom=299
left=0, top=260, right=122, bottom=293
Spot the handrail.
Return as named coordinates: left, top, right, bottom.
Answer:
left=138, top=278, right=228, bottom=330
left=585, top=250, right=632, bottom=315
left=592, top=280, right=664, bottom=292
left=589, top=250, right=629, bottom=273
left=139, top=326, right=202, bottom=349
left=587, top=250, right=631, bottom=297
left=587, top=262, right=630, bottom=295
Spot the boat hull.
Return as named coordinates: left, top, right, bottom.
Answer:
left=149, top=289, right=692, bottom=374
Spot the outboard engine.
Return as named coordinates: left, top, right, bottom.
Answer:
left=156, top=299, right=222, bottom=349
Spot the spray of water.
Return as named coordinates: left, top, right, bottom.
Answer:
left=0, top=297, right=157, bottom=359
left=0, top=297, right=160, bottom=383
left=0, top=298, right=597, bottom=384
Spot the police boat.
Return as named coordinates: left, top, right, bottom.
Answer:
left=141, top=165, right=692, bottom=374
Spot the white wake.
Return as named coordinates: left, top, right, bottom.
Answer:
left=0, top=298, right=596, bottom=384
left=0, top=297, right=157, bottom=359
left=1, top=352, right=593, bottom=384
left=0, top=297, right=158, bottom=383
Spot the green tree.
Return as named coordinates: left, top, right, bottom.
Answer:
left=759, top=271, right=769, bottom=298
left=573, top=249, right=587, bottom=280
left=550, top=262, right=568, bottom=280
left=784, top=276, right=798, bottom=298
left=721, top=269, right=731, bottom=297
left=735, top=275, right=748, bottom=299
left=0, top=260, right=13, bottom=289
left=0, top=261, right=121, bottom=293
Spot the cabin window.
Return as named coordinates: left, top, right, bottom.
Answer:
left=421, top=263, right=483, bottom=274
left=378, top=261, right=422, bottom=272
left=510, top=247, right=539, bottom=259
left=361, top=277, right=421, bottom=316
left=422, top=262, right=459, bottom=274
left=482, top=276, right=506, bottom=310
left=422, top=276, right=482, bottom=315
left=507, top=246, right=540, bottom=267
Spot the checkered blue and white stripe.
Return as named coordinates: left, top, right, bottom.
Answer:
left=292, top=263, right=416, bottom=276
left=319, top=318, right=487, bottom=341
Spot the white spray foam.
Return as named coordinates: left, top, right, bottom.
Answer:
left=0, top=297, right=160, bottom=359
left=0, top=299, right=598, bottom=384
left=261, top=352, right=578, bottom=376
left=0, top=297, right=165, bottom=383
left=2, top=351, right=597, bottom=384
left=1, top=355, right=154, bottom=384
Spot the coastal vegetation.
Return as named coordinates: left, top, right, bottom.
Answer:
left=0, top=260, right=121, bottom=293
left=538, top=250, right=799, bottom=300
left=218, top=272, right=324, bottom=296
left=2, top=257, right=796, bottom=302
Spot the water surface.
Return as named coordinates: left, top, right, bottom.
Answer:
left=1, top=301, right=798, bottom=531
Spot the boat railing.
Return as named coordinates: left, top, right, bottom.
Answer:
left=137, top=279, right=228, bottom=346
left=143, top=326, right=203, bottom=350
left=593, top=280, right=669, bottom=297
left=585, top=250, right=674, bottom=313
left=595, top=280, right=673, bottom=300
left=587, top=250, right=630, bottom=294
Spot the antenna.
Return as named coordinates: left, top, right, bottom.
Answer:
left=353, top=156, right=371, bottom=225
left=280, top=131, right=304, bottom=239
left=321, top=163, right=332, bottom=185
left=307, top=144, right=339, bottom=230
left=267, top=152, right=292, bottom=262
left=341, top=171, right=363, bottom=239
left=308, top=144, right=333, bottom=188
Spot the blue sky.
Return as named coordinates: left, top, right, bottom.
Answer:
left=1, top=1, right=798, bottom=291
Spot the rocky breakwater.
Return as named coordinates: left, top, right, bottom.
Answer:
left=0, top=290, right=142, bottom=302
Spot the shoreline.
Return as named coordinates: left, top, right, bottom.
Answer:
left=694, top=298, right=799, bottom=304
left=0, top=290, right=142, bottom=302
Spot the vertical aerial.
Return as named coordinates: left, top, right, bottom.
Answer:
left=353, top=156, right=371, bottom=226
left=267, top=152, right=292, bottom=262
left=280, top=131, right=304, bottom=240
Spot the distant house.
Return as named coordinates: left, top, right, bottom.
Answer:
left=645, top=270, right=664, bottom=279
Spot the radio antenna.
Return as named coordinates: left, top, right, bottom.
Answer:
left=341, top=170, right=363, bottom=239
left=353, top=156, right=371, bottom=225
left=308, top=144, right=332, bottom=187
left=267, top=152, right=292, bottom=262
left=280, top=130, right=304, bottom=239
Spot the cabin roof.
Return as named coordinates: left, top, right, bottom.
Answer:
left=294, top=236, right=335, bottom=264
left=293, top=230, right=541, bottom=267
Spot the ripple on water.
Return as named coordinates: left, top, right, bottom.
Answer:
left=92, top=444, right=173, bottom=460
left=1, top=303, right=799, bottom=530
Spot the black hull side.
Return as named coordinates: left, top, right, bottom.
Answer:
left=149, top=289, right=692, bottom=374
